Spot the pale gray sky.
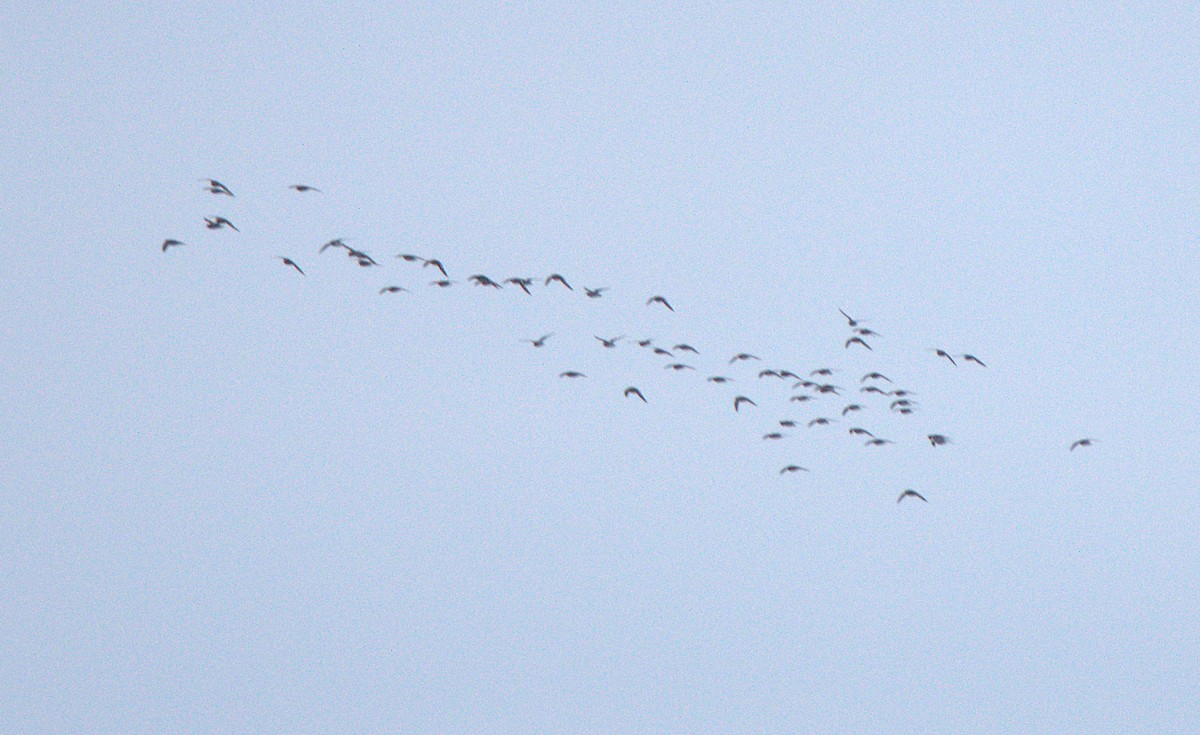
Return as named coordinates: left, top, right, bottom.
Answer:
left=2, top=3, right=1198, bottom=732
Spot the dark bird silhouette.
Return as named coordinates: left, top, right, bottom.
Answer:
left=289, top=184, right=321, bottom=192
left=931, top=349, right=957, bottom=366
left=545, top=273, right=572, bottom=290
left=204, top=216, right=239, bottom=232
left=202, top=179, right=233, bottom=196
left=636, top=339, right=654, bottom=348
left=807, top=417, right=835, bottom=427
left=865, top=438, right=894, bottom=446
left=860, top=386, right=889, bottom=395
left=707, top=376, right=733, bottom=384
left=624, top=386, right=647, bottom=402
left=861, top=372, right=891, bottom=383
left=646, top=295, right=674, bottom=311
left=423, top=259, right=449, bottom=278
left=397, top=253, right=424, bottom=263
left=890, top=399, right=917, bottom=410
left=758, top=369, right=781, bottom=379
left=673, top=344, right=699, bottom=354
left=559, top=371, right=587, bottom=378
left=780, top=465, right=809, bottom=474
left=898, top=489, right=927, bottom=503
left=651, top=347, right=674, bottom=357
left=664, top=363, right=695, bottom=371
left=848, top=427, right=875, bottom=438
left=855, top=327, right=882, bottom=337
left=379, top=286, right=408, bottom=294
left=523, top=333, right=554, bottom=347
left=845, top=337, right=872, bottom=350
left=468, top=274, right=502, bottom=288
left=811, top=368, right=834, bottom=376
left=1069, top=438, right=1098, bottom=451
left=430, top=279, right=456, bottom=287
left=814, top=384, right=842, bottom=395
left=842, top=404, right=863, bottom=416
left=344, top=247, right=377, bottom=265
left=838, top=308, right=861, bottom=327
left=779, top=420, right=798, bottom=428
left=733, top=396, right=756, bottom=412
left=278, top=257, right=304, bottom=275
left=927, top=434, right=950, bottom=446
left=763, top=432, right=785, bottom=440
left=322, top=239, right=349, bottom=253
left=890, top=389, right=916, bottom=397
left=161, top=239, right=185, bottom=252
left=789, top=395, right=814, bottom=402
left=730, top=353, right=760, bottom=364
left=504, top=277, right=533, bottom=294
left=595, top=335, right=623, bottom=348
left=962, top=354, right=987, bottom=367
left=584, top=287, right=608, bottom=298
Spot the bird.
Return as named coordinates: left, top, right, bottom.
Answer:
left=789, top=395, right=814, bottom=402
left=928, top=434, right=950, bottom=446
left=430, top=280, right=456, bottom=287
left=855, top=327, right=882, bottom=337
left=763, top=432, right=785, bottom=440
left=673, top=344, right=699, bottom=354
left=860, top=386, right=889, bottom=395
left=523, top=333, right=554, bottom=347
left=779, top=465, right=809, bottom=474
left=962, top=354, right=987, bottom=367
left=845, top=337, right=872, bottom=350
left=636, top=339, right=654, bottom=348
left=559, top=371, right=587, bottom=378
left=898, top=489, right=927, bottom=503
left=322, top=239, right=349, bottom=253
left=807, top=418, right=835, bottom=427
left=288, top=184, right=321, bottom=192
left=811, top=368, right=834, bottom=376
left=468, top=274, right=502, bottom=288
left=278, top=257, right=304, bottom=275
left=204, top=216, right=239, bottom=231
left=814, top=384, right=842, bottom=395
left=624, top=386, right=647, bottom=402
left=664, top=363, right=695, bottom=371
left=504, top=277, right=533, bottom=294
left=890, top=389, right=916, bottom=397
left=201, top=179, right=233, bottom=196
left=861, top=372, right=891, bottom=383
left=730, top=353, right=760, bottom=364
left=865, top=438, right=894, bottom=446
left=396, top=253, right=424, bottom=263
left=842, top=404, right=863, bottom=416
left=758, top=369, right=781, bottom=379
left=733, top=396, right=756, bottom=411
left=779, top=420, right=798, bottom=428
left=584, top=287, right=608, bottom=298
left=646, top=295, right=674, bottom=311
left=931, top=349, right=957, bottom=366
left=707, top=376, right=733, bottom=384
left=651, top=347, right=674, bottom=357
left=838, top=308, right=861, bottom=327
left=545, top=273, right=572, bottom=290
left=848, top=428, right=875, bottom=438
left=1069, top=438, right=1098, bottom=451
left=161, top=239, right=185, bottom=252
left=423, top=259, right=449, bottom=278
left=595, top=335, right=623, bottom=348
left=379, top=286, right=408, bottom=294
left=346, top=248, right=378, bottom=266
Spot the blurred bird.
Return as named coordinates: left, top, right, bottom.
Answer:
left=204, top=216, right=238, bottom=231
left=962, top=354, right=987, bottom=367
left=861, top=372, right=891, bottom=383
left=763, top=432, right=784, bottom=440
left=848, top=428, right=875, bottom=438
left=468, top=274, right=502, bottom=288
left=673, top=344, right=699, bottom=354
left=161, top=239, right=185, bottom=252
left=397, top=253, right=423, bottom=263
left=289, top=184, right=321, bottom=192
left=624, top=386, right=647, bottom=402
left=842, top=404, right=863, bottom=416
left=707, top=376, right=733, bottom=384
left=898, top=489, right=927, bottom=503
left=1069, top=438, right=1098, bottom=451
left=523, top=333, right=554, bottom=347
left=845, top=337, right=872, bottom=350
left=811, top=368, right=833, bottom=376
left=584, top=287, right=608, bottom=298
left=733, top=396, right=756, bottom=411
left=559, top=371, right=586, bottom=378
left=379, top=286, right=408, bottom=294
left=423, top=259, right=449, bottom=278
left=278, top=257, right=304, bottom=275
left=595, top=335, right=623, bottom=348
left=202, top=179, right=233, bottom=196
left=545, top=273, right=573, bottom=290
left=730, top=353, right=760, bottom=364
left=838, top=308, right=861, bottom=327
left=430, top=280, right=456, bottom=287
left=865, top=438, right=894, bottom=446
left=928, top=434, right=950, bottom=446
left=505, top=277, right=533, bottom=294
left=931, top=349, right=957, bottom=366
left=807, top=418, right=835, bottom=427
left=647, top=295, right=674, bottom=311
left=664, top=363, right=695, bottom=371
left=780, top=465, right=809, bottom=474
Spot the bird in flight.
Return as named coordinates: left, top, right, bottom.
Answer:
left=927, top=434, right=950, bottom=446
left=811, top=368, right=833, bottom=376
left=865, top=438, right=894, bottom=446
left=841, top=404, right=863, bottom=416
left=423, top=259, right=449, bottom=278
left=545, top=273, right=573, bottom=290
left=807, top=417, right=835, bottom=427
left=789, top=394, right=814, bottom=402
left=1069, top=438, right=1098, bottom=451
left=931, top=349, right=957, bottom=366
left=595, top=335, right=623, bottom=348
left=758, top=369, right=781, bottom=379
left=379, top=286, right=408, bottom=295
left=559, top=371, right=587, bottom=378
left=397, top=253, right=423, bottom=263
left=523, top=333, right=554, bottom=347
left=651, top=347, right=674, bottom=357
left=855, top=327, right=882, bottom=337
left=161, top=239, right=185, bottom=252
left=962, top=354, right=987, bottom=367
left=779, top=465, right=809, bottom=474
left=733, top=396, right=756, bottom=411
left=430, top=279, right=456, bottom=287
left=202, top=179, right=234, bottom=196
left=779, top=420, right=798, bottom=428
left=204, top=216, right=239, bottom=231
left=288, top=184, right=321, bottom=192
left=845, top=337, right=872, bottom=350
left=707, top=376, right=733, bottom=384
left=860, top=386, right=888, bottom=395
left=861, top=372, right=891, bottom=383
left=848, top=427, right=875, bottom=438
left=646, top=295, right=674, bottom=311
left=278, top=257, right=304, bottom=275
left=584, top=287, right=608, bottom=298
left=504, top=277, right=533, bottom=294
left=624, top=386, right=647, bottom=402
left=468, top=274, right=502, bottom=288
left=664, top=363, right=695, bottom=371
left=838, top=308, right=861, bottom=327
left=322, top=239, right=349, bottom=253
left=673, top=344, right=699, bottom=354
left=729, top=353, right=760, bottom=364
left=897, top=489, right=927, bottom=503
left=763, top=432, right=784, bottom=440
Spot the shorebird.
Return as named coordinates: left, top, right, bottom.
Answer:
left=288, top=184, right=321, bottom=192
left=807, top=417, right=835, bottom=427
left=545, top=273, right=572, bottom=290
left=468, top=274, right=502, bottom=288
left=928, top=434, right=950, bottom=446
left=733, top=396, right=756, bottom=412
left=278, top=257, right=304, bottom=275
left=855, top=327, right=882, bottom=337
left=646, top=295, right=674, bottom=311
left=789, top=395, right=814, bottom=402
left=161, top=239, right=185, bottom=252
left=841, top=404, right=863, bottom=416
left=865, top=438, right=894, bottom=446
left=931, top=349, right=957, bottom=366
left=673, top=344, right=699, bottom=354
left=664, top=363, right=695, bottom=371
left=897, top=489, right=927, bottom=503
left=559, top=371, right=587, bottom=378
left=204, top=216, right=239, bottom=231
left=504, top=277, right=533, bottom=294
left=779, top=420, right=798, bottom=428
left=379, top=286, right=408, bottom=294
left=848, top=428, right=875, bottom=438
left=707, top=376, right=733, bottom=384
left=396, top=253, right=423, bottom=263
left=584, top=287, right=608, bottom=298
left=730, top=353, right=760, bottom=364
left=758, top=369, right=781, bottom=379
left=430, top=280, right=456, bottom=287
left=845, top=337, right=872, bottom=350
left=423, top=259, right=448, bottom=278
left=861, top=372, right=891, bottom=383
left=624, top=386, right=647, bottom=402
left=523, top=333, right=554, bottom=347
left=860, top=386, right=889, bottom=395
left=814, top=384, right=842, bottom=395
left=651, top=347, right=674, bottom=357
left=322, top=239, right=349, bottom=253
left=1069, top=438, right=1098, bottom=451
left=763, top=432, right=785, bottom=440
left=595, top=335, right=623, bottom=348
left=202, top=179, right=233, bottom=196
left=962, top=354, right=987, bottom=367
left=779, top=465, right=809, bottom=474
left=811, top=368, right=833, bottom=376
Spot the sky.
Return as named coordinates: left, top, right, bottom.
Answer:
left=2, top=2, right=1198, bottom=732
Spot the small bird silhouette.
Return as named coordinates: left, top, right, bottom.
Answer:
left=430, top=280, right=456, bottom=287
left=204, top=216, right=239, bottom=231
left=646, top=295, right=674, bottom=311
left=865, top=438, right=894, bottom=446
left=842, top=404, right=863, bottom=416
left=396, top=253, right=424, bottom=262
left=733, top=396, right=756, bottom=411
left=931, top=349, right=957, bottom=366
left=161, top=239, right=185, bottom=252
left=730, top=353, right=760, bottom=364
left=707, top=376, right=733, bottom=384
left=584, top=287, right=608, bottom=298
left=278, top=257, right=304, bottom=275
left=595, top=335, right=623, bottom=348
left=860, top=386, right=888, bottom=395
left=202, top=179, right=234, bottom=196
left=848, top=428, right=875, bottom=438
left=673, top=344, right=699, bottom=354
left=624, top=386, right=647, bottom=402
left=807, top=418, right=835, bottom=427
left=664, top=363, right=695, bottom=371
left=289, top=184, right=321, bottom=192
left=763, top=432, right=785, bottom=440
left=962, top=354, right=987, bottom=367
left=379, top=286, right=408, bottom=294
left=468, top=274, right=502, bottom=288
left=898, top=489, right=927, bottom=503
left=811, top=368, right=834, bottom=376
left=504, top=277, right=533, bottom=294
left=861, top=372, right=891, bottom=383
left=523, top=333, right=554, bottom=347
left=545, top=273, right=573, bottom=290
left=789, top=395, right=814, bottom=402
left=423, top=259, right=449, bottom=278
left=559, top=371, right=587, bottom=378
left=779, top=420, right=798, bottom=428
left=651, top=347, right=674, bottom=356
left=838, top=308, right=861, bottom=327
left=780, top=465, right=809, bottom=474
left=1069, top=438, right=1098, bottom=451
left=845, top=337, right=872, bottom=350
left=928, top=434, right=950, bottom=446
left=758, top=369, right=781, bottom=379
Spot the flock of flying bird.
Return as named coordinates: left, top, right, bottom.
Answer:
left=162, top=179, right=1100, bottom=505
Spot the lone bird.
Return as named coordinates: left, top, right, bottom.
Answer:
left=288, top=184, right=321, bottom=192
left=780, top=465, right=809, bottom=474
left=624, top=386, right=647, bottom=402
left=962, top=354, right=987, bottom=367
left=204, top=216, right=239, bottom=231
left=931, top=349, right=957, bottom=366
left=733, top=395, right=757, bottom=412
left=1069, top=438, right=1098, bottom=451
left=763, top=432, right=784, bottom=440
left=545, top=273, right=573, bottom=290
left=646, top=295, right=674, bottom=311
left=523, top=333, right=554, bottom=347
left=278, top=257, right=304, bottom=275
left=559, top=371, right=587, bottom=378
left=928, top=434, right=950, bottom=446
left=161, top=239, right=185, bottom=252
left=898, top=489, right=927, bottom=503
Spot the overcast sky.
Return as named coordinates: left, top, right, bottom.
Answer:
left=2, top=3, right=1198, bottom=732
